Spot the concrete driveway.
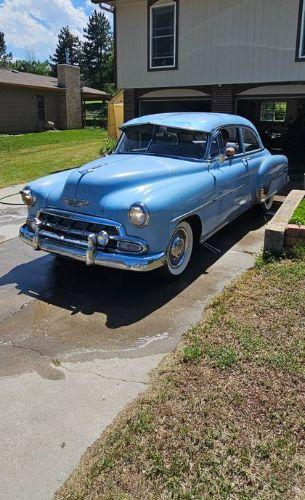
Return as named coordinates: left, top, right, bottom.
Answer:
left=0, top=184, right=27, bottom=244
left=0, top=205, right=271, bottom=500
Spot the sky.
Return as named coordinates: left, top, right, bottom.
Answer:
left=0, top=0, right=113, bottom=61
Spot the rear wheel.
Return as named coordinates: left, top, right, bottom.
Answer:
left=259, top=194, right=275, bottom=213
left=161, top=221, right=194, bottom=280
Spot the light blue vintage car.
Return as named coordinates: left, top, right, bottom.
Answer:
left=20, top=113, right=289, bottom=278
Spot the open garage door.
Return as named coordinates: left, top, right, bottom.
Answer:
left=237, top=85, right=305, bottom=183
left=139, top=88, right=211, bottom=116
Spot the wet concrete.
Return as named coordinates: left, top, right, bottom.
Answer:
left=0, top=206, right=271, bottom=500
left=0, top=184, right=26, bottom=243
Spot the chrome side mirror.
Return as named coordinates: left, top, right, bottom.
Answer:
left=226, top=147, right=235, bottom=158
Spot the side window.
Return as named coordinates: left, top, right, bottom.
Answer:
left=242, top=128, right=260, bottom=152
left=210, top=127, right=242, bottom=159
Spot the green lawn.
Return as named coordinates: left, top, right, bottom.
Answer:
left=290, top=198, right=305, bottom=226
left=0, top=129, right=108, bottom=188
left=57, top=251, right=305, bottom=499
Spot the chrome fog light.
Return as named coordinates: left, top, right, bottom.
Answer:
left=128, top=203, right=149, bottom=227
left=97, top=230, right=109, bottom=247
left=20, top=189, right=36, bottom=207
left=117, top=240, right=143, bottom=253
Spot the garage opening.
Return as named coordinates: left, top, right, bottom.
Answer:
left=139, top=89, right=211, bottom=116
left=237, top=85, right=305, bottom=183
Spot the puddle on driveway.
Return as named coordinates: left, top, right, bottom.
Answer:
left=0, top=262, right=204, bottom=380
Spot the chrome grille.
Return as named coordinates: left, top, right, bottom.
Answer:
left=37, top=211, right=120, bottom=249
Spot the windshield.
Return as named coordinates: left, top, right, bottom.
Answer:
left=116, top=125, right=208, bottom=160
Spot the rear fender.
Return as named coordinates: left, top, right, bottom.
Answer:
left=257, top=154, right=288, bottom=199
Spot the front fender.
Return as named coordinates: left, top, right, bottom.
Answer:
left=101, top=170, right=214, bottom=253
left=23, top=169, right=77, bottom=217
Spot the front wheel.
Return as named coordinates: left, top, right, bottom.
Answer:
left=161, top=221, right=194, bottom=280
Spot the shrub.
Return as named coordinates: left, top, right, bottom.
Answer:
left=100, top=137, right=117, bottom=156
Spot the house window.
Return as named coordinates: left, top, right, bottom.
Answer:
left=260, top=101, right=287, bottom=122
left=297, top=0, right=305, bottom=60
left=36, top=95, right=46, bottom=122
left=149, top=2, right=178, bottom=70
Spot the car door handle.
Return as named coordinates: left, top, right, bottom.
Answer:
left=242, top=158, right=249, bottom=165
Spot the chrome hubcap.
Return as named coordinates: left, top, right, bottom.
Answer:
left=265, top=196, right=274, bottom=210
left=169, top=229, right=187, bottom=268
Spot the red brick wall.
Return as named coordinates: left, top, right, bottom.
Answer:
left=124, top=89, right=137, bottom=122
left=123, top=84, right=263, bottom=121
left=211, top=85, right=235, bottom=113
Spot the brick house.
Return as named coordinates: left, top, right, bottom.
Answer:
left=96, top=0, right=305, bottom=179
left=0, top=64, right=107, bottom=133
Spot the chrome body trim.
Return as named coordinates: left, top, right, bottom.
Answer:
left=172, top=184, right=247, bottom=223
left=172, top=199, right=214, bottom=223
left=20, top=225, right=165, bottom=272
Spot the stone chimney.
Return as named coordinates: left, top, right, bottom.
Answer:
left=57, top=64, right=82, bottom=129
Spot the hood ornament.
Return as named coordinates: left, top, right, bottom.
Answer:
left=83, top=168, right=96, bottom=174
left=78, top=166, right=101, bottom=176
left=64, top=198, right=90, bottom=208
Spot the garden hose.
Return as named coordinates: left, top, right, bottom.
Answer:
left=0, top=192, right=25, bottom=206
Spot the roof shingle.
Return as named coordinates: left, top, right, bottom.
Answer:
left=0, top=69, right=108, bottom=99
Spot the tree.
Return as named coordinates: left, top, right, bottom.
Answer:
left=10, top=59, right=51, bottom=76
left=50, top=26, right=81, bottom=76
left=81, top=10, right=114, bottom=91
left=0, top=31, right=13, bottom=68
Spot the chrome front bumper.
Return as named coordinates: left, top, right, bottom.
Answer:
left=20, top=225, right=165, bottom=272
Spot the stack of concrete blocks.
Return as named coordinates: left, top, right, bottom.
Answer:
left=264, top=190, right=305, bottom=254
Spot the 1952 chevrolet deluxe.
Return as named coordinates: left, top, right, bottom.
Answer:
left=20, top=113, right=289, bottom=278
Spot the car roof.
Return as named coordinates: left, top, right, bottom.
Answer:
left=121, top=112, right=255, bottom=133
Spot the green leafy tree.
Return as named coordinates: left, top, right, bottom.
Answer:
left=81, top=10, right=114, bottom=91
left=50, top=26, right=81, bottom=76
left=11, top=59, right=51, bottom=76
left=0, top=31, right=13, bottom=68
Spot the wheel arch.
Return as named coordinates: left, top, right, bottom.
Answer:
left=183, top=214, right=202, bottom=247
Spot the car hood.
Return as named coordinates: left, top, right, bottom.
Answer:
left=46, top=153, right=203, bottom=215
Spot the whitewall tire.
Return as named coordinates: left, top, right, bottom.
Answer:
left=162, top=221, right=194, bottom=279
left=260, top=195, right=275, bottom=213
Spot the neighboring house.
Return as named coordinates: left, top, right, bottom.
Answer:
left=96, top=0, right=305, bottom=177
left=0, top=64, right=107, bottom=133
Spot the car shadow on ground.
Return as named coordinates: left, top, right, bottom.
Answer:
left=0, top=206, right=271, bottom=329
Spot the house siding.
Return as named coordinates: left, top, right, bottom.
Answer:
left=116, top=0, right=304, bottom=89
left=0, top=85, right=61, bottom=133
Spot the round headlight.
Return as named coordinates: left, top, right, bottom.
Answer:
left=128, top=204, right=149, bottom=227
left=20, top=188, right=36, bottom=207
